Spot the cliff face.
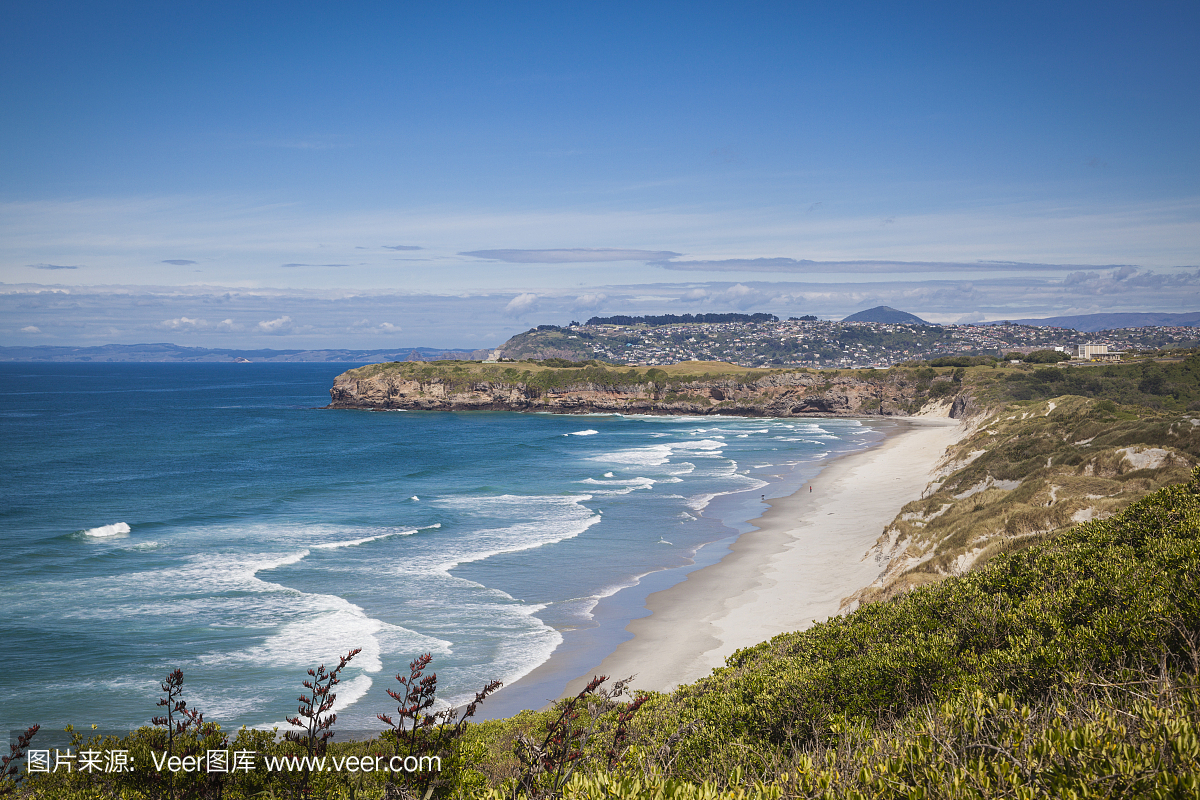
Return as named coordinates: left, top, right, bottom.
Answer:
left=327, top=365, right=962, bottom=417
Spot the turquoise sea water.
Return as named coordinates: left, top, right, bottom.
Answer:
left=0, top=363, right=882, bottom=732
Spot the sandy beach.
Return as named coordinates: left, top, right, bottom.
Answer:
left=561, top=415, right=967, bottom=696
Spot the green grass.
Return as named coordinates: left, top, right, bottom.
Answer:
left=960, top=349, right=1200, bottom=412
left=341, top=359, right=784, bottom=396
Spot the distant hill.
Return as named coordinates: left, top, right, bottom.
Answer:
left=990, top=311, right=1200, bottom=332
left=843, top=306, right=931, bottom=325
left=0, top=343, right=492, bottom=363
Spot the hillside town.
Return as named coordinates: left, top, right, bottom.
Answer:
left=495, top=317, right=1200, bottom=368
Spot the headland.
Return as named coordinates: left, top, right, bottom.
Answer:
left=326, top=360, right=972, bottom=417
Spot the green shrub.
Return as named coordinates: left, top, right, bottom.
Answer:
left=647, top=470, right=1200, bottom=782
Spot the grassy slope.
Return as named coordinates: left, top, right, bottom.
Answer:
left=857, top=351, right=1200, bottom=601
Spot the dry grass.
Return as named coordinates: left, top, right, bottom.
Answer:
left=856, top=394, right=1200, bottom=603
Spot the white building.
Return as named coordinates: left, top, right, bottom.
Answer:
left=1076, top=344, right=1120, bottom=361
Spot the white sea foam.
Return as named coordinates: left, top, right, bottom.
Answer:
left=603, top=472, right=615, bottom=478
left=82, top=522, right=130, bottom=537
left=410, top=495, right=419, bottom=501
left=670, top=439, right=726, bottom=453
left=188, top=694, right=270, bottom=722
left=591, top=438, right=725, bottom=468
left=311, top=529, right=417, bottom=550
left=593, top=444, right=673, bottom=466
left=568, top=429, right=598, bottom=436
left=554, top=572, right=647, bottom=623
left=197, top=578, right=448, bottom=680
left=440, top=606, right=562, bottom=710
left=92, top=543, right=450, bottom=692
left=687, top=472, right=770, bottom=511
left=242, top=599, right=386, bottom=671
left=330, top=674, right=373, bottom=713
left=578, top=476, right=655, bottom=487
left=424, top=494, right=601, bottom=574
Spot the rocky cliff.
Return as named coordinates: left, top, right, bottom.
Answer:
left=327, top=361, right=967, bottom=417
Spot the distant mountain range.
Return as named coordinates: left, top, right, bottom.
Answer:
left=0, top=343, right=491, bottom=363
left=842, top=306, right=932, bottom=325
left=987, top=311, right=1200, bottom=332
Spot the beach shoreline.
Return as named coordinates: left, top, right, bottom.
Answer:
left=554, top=414, right=967, bottom=697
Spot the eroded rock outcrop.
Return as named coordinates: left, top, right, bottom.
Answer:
left=327, top=364, right=967, bottom=417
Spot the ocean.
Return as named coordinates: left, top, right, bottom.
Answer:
left=0, top=363, right=883, bottom=732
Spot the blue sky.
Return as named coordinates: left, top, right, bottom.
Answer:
left=2, top=1, right=1198, bottom=348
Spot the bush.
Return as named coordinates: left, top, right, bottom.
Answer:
left=929, top=380, right=958, bottom=398
left=1023, top=349, right=1071, bottom=363
left=651, top=469, right=1200, bottom=781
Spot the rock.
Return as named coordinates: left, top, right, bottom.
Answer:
left=327, top=366, right=945, bottom=417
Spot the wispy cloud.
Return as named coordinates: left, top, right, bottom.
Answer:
left=280, top=263, right=350, bottom=268
left=161, top=259, right=197, bottom=266
left=382, top=245, right=423, bottom=251
left=28, top=263, right=81, bottom=270
left=461, top=248, right=682, bottom=263
left=653, top=258, right=1132, bottom=274
left=5, top=196, right=1197, bottom=295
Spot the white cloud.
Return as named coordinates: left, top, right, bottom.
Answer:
left=256, top=315, right=293, bottom=333
left=20, top=325, right=41, bottom=333
left=504, top=293, right=539, bottom=317
left=377, top=322, right=400, bottom=332
left=573, top=292, right=608, bottom=310
left=715, top=283, right=768, bottom=309
left=158, top=316, right=207, bottom=330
